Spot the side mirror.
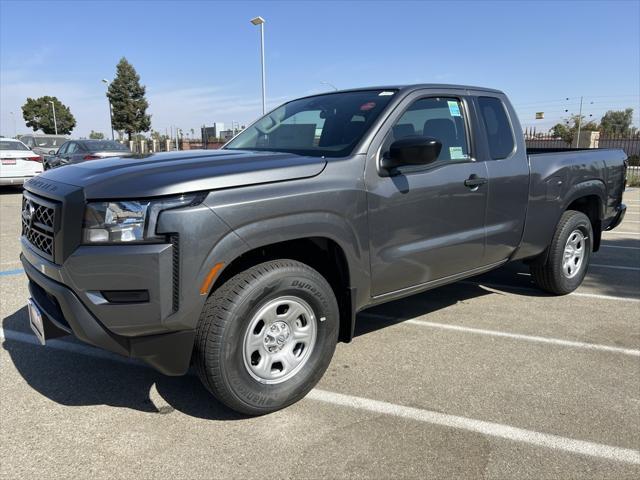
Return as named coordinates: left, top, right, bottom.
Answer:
left=381, top=136, right=442, bottom=173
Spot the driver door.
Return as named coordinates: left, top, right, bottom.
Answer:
left=365, top=91, right=489, bottom=297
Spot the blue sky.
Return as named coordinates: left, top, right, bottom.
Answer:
left=1, top=0, right=639, bottom=137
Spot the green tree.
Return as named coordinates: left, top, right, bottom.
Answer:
left=107, top=58, right=151, bottom=140
left=599, top=108, right=635, bottom=135
left=21, top=96, right=76, bottom=134
left=549, top=114, right=598, bottom=144
left=89, top=130, right=105, bottom=139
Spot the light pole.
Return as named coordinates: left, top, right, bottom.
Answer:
left=250, top=16, right=266, bottom=114
left=321, top=81, right=338, bottom=91
left=9, top=111, right=16, bottom=137
left=102, top=79, right=115, bottom=140
left=49, top=101, right=58, bottom=135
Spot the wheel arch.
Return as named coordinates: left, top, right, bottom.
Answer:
left=561, top=180, right=606, bottom=252
left=197, top=215, right=367, bottom=343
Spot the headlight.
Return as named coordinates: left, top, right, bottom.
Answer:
left=82, top=193, right=203, bottom=244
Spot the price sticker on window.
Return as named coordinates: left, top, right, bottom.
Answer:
left=449, top=146, right=466, bottom=159
left=447, top=101, right=461, bottom=117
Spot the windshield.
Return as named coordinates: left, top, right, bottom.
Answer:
left=34, top=136, right=67, bottom=148
left=224, top=90, right=397, bottom=157
left=0, top=140, right=28, bottom=151
left=85, top=141, right=130, bottom=152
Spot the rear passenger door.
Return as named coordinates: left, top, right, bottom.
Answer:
left=365, top=90, right=489, bottom=297
left=472, top=94, right=529, bottom=264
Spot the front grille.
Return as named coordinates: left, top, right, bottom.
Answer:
left=22, top=193, right=59, bottom=261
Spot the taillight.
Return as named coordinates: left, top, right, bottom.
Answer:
left=83, top=155, right=100, bottom=160
left=27, top=156, right=42, bottom=162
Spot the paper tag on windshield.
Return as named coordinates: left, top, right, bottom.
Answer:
left=449, top=146, right=466, bottom=159
left=378, top=91, right=395, bottom=96
left=447, top=101, right=461, bottom=116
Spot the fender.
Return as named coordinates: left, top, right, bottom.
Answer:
left=560, top=179, right=606, bottom=220
left=513, top=179, right=606, bottom=262
left=196, top=211, right=370, bottom=309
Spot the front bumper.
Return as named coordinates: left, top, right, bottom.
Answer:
left=21, top=255, right=195, bottom=375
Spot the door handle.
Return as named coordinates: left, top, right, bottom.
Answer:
left=464, top=175, right=487, bottom=189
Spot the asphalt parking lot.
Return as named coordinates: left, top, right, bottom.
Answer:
left=1, top=186, right=639, bottom=479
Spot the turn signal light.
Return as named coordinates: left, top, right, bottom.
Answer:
left=200, top=262, right=224, bottom=295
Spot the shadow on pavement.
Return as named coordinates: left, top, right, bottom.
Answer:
left=2, top=306, right=246, bottom=421
left=0, top=186, right=23, bottom=195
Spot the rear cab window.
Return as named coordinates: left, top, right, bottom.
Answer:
left=478, top=96, right=515, bottom=159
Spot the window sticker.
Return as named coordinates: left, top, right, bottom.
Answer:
left=378, top=91, right=395, bottom=96
left=449, top=146, right=466, bottom=159
left=360, top=102, right=376, bottom=111
left=447, top=100, right=461, bottom=117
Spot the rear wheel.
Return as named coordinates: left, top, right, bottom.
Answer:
left=193, top=259, right=339, bottom=415
left=530, top=210, right=593, bottom=295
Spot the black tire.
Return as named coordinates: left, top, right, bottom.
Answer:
left=193, top=259, right=339, bottom=415
left=530, top=210, right=593, bottom=295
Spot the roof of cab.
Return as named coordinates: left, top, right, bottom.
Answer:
left=292, top=84, right=505, bottom=103
left=318, top=84, right=504, bottom=95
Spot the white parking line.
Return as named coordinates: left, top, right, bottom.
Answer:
left=603, top=231, right=640, bottom=236
left=361, top=313, right=640, bottom=357
left=590, top=264, right=640, bottom=271
left=461, top=280, right=640, bottom=303
left=2, top=328, right=638, bottom=465
left=600, top=245, right=640, bottom=250
left=307, top=390, right=640, bottom=465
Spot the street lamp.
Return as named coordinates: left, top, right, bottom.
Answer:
left=9, top=111, right=16, bottom=137
left=102, top=79, right=115, bottom=140
left=49, top=101, right=58, bottom=135
left=250, top=16, right=266, bottom=115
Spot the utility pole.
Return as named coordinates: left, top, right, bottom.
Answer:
left=49, top=101, right=58, bottom=135
left=576, top=96, right=584, bottom=148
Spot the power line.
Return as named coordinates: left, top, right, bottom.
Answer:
left=513, top=94, right=639, bottom=107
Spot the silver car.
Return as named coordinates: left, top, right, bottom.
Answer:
left=46, top=139, right=131, bottom=169
left=20, top=134, right=69, bottom=157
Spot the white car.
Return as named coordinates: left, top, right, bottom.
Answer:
left=0, top=137, right=43, bottom=186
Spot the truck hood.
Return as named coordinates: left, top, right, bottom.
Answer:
left=38, top=149, right=327, bottom=199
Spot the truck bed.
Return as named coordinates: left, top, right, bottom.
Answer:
left=515, top=148, right=627, bottom=260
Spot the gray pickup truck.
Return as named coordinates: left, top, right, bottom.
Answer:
left=20, top=84, right=627, bottom=414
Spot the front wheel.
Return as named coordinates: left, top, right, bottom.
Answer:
left=530, top=210, right=593, bottom=295
left=193, top=259, right=339, bottom=415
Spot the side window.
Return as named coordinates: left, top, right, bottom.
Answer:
left=58, top=143, right=68, bottom=155
left=478, top=97, right=515, bottom=159
left=66, top=143, right=78, bottom=154
left=386, top=97, right=470, bottom=162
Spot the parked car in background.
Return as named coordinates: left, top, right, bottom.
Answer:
left=45, top=140, right=131, bottom=169
left=20, top=134, right=68, bottom=156
left=0, top=137, right=43, bottom=186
